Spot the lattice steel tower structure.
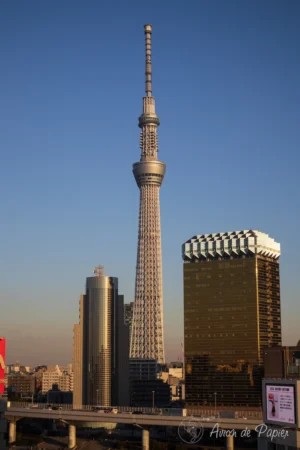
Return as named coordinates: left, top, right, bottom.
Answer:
left=130, top=24, right=165, bottom=364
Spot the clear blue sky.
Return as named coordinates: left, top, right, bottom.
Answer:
left=0, top=1, right=299, bottom=365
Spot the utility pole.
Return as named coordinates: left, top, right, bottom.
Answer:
left=214, top=392, right=217, bottom=416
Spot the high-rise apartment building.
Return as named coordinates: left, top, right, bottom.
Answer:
left=77, top=267, right=129, bottom=406
left=130, top=25, right=165, bottom=363
left=59, top=372, right=74, bottom=392
left=41, top=367, right=73, bottom=394
left=41, top=366, right=61, bottom=393
left=182, top=230, right=281, bottom=407
left=73, top=295, right=84, bottom=407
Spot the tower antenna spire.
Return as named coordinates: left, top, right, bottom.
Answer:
left=144, top=24, right=152, bottom=96
left=131, top=24, right=166, bottom=364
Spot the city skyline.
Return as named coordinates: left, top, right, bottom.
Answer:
left=0, top=1, right=299, bottom=365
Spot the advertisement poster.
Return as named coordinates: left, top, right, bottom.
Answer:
left=266, top=384, right=295, bottom=424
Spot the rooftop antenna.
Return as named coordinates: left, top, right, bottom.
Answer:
left=93, top=265, right=104, bottom=277
left=144, top=24, right=152, bottom=96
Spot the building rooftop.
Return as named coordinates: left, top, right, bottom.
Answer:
left=182, top=229, right=280, bottom=261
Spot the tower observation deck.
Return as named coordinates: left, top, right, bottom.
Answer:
left=130, top=25, right=165, bottom=363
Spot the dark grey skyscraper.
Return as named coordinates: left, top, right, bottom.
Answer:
left=80, top=267, right=129, bottom=406
left=125, top=302, right=134, bottom=344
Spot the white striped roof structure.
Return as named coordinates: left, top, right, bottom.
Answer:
left=182, top=230, right=280, bottom=261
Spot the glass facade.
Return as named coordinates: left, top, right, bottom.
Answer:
left=82, top=276, right=129, bottom=407
left=84, top=276, right=117, bottom=406
left=184, top=254, right=281, bottom=407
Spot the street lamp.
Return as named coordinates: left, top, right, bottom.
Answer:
left=152, top=391, right=155, bottom=410
left=214, top=392, right=217, bottom=416
left=96, top=389, right=99, bottom=406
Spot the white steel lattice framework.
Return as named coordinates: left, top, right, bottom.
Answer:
left=130, top=25, right=165, bottom=363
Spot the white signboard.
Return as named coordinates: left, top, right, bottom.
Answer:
left=266, top=384, right=295, bottom=425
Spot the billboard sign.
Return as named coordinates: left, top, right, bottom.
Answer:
left=266, top=384, right=295, bottom=425
left=0, top=337, right=5, bottom=394
left=263, top=379, right=300, bottom=429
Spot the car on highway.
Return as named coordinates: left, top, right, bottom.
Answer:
left=132, top=410, right=143, bottom=415
left=92, top=407, right=105, bottom=413
left=104, top=408, right=118, bottom=414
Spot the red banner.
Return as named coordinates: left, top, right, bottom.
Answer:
left=0, top=337, right=6, bottom=394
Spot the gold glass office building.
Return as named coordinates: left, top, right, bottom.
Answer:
left=182, top=230, right=281, bottom=407
left=73, top=268, right=129, bottom=407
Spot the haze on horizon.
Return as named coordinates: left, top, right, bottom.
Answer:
left=0, top=1, right=299, bottom=367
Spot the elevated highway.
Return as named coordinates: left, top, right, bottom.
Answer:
left=5, top=404, right=262, bottom=449
left=5, top=406, right=261, bottom=428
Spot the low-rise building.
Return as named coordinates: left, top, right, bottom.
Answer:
left=169, top=362, right=183, bottom=380
left=8, top=374, right=35, bottom=396
left=264, top=346, right=300, bottom=378
left=47, top=384, right=73, bottom=404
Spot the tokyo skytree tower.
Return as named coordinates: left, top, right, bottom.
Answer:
left=130, top=25, right=165, bottom=364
